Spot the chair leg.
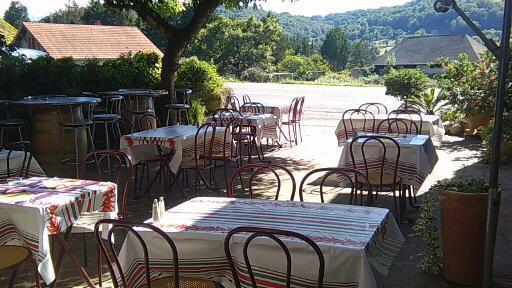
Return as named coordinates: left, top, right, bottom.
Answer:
left=0, top=128, right=4, bottom=146
left=17, top=127, right=24, bottom=141
left=166, top=109, right=171, bottom=126
left=184, top=110, right=189, bottom=125
left=97, top=241, right=102, bottom=287
left=299, top=121, right=303, bottom=143
left=8, top=269, right=17, bottom=288
left=74, top=129, right=80, bottom=178
left=87, top=126, right=96, bottom=152
left=83, top=233, right=88, bottom=267
left=33, top=260, right=41, bottom=288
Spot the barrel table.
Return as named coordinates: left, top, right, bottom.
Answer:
left=98, top=89, right=166, bottom=123
left=12, top=97, right=101, bottom=173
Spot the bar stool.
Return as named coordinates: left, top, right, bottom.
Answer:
left=58, top=103, right=96, bottom=177
left=165, top=89, right=192, bottom=126
left=120, top=89, right=156, bottom=122
left=92, top=94, right=123, bottom=150
left=0, top=100, right=27, bottom=146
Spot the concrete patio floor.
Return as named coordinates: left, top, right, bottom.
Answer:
left=2, top=94, right=511, bottom=287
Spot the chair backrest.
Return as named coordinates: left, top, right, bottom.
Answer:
left=227, top=95, right=241, bottom=111
left=112, top=118, right=136, bottom=150
left=297, top=96, right=305, bottom=121
left=99, top=95, right=123, bottom=116
left=224, top=226, right=325, bottom=288
left=57, top=103, right=95, bottom=126
left=228, top=163, right=296, bottom=200
left=175, top=89, right=192, bottom=105
left=287, top=97, right=300, bottom=122
left=4, top=141, right=33, bottom=179
left=240, top=102, right=265, bottom=114
left=359, top=102, right=388, bottom=114
left=242, top=94, right=252, bottom=104
left=135, top=113, right=160, bottom=131
left=81, top=150, right=133, bottom=218
left=195, top=122, right=216, bottom=170
left=221, top=118, right=243, bottom=159
left=94, top=219, right=180, bottom=288
left=397, top=102, right=423, bottom=113
left=377, top=118, right=419, bottom=135
left=342, top=109, right=375, bottom=139
left=296, top=167, right=371, bottom=205
left=388, top=109, right=423, bottom=133
left=349, top=135, right=400, bottom=191
left=213, top=109, right=242, bottom=127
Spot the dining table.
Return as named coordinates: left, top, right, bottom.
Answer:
left=0, top=150, right=45, bottom=181
left=0, top=177, right=117, bottom=287
left=209, top=112, right=280, bottom=144
left=12, top=96, right=102, bottom=169
left=120, top=125, right=232, bottom=174
left=335, top=113, right=445, bottom=146
left=117, top=197, right=404, bottom=288
left=338, top=133, right=439, bottom=191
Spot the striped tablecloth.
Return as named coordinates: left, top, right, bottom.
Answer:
left=120, top=125, right=232, bottom=173
left=118, top=197, right=404, bottom=288
left=0, top=150, right=45, bottom=181
left=240, top=105, right=290, bottom=120
left=208, top=113, right=280, bottom=143
left=0, top=177, right=117, bottom=284
left=335, top=114, right=445, bottom=146
left=338, top=134, right=438, bottom=190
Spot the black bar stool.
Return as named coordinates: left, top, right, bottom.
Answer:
left=57, top=103, right=96, bottom=177
left=165, top=89, right=192, bottom=126
left=0, top=100, right=28, bottom=146
left=91, top=94, right=123, bottom=150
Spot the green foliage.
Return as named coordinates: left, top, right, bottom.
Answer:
left=188, top=98, right=206, bottom=126
left=240, top=67, right=271, bottom=83
left=384, top=69, right=431, bottom=101
left=409, top=89, right=449, bottom=115
left=0, top=51, right=161, bottom=99
left=481, top=113, right=512, bottom=143
left=320, top=27, right=350, bottom=71
left=277, top=53, right=328, bottom=81
left=3, top=1, right=29, bottom=29
left=348, top=40, right=378, bottom=68
left=411, top=191, right=442, bottom=275
left=175, top=57, right=225, bottom=113
left=440, top=108, right=465, bottom=123
left=437, top=52, right=498, bottom=115
left=432, top=178, right=488, bottom=194
left=186, top=15, right=282, bottom=76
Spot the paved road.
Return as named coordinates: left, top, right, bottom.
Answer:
left=226, top=82, right=400, bottom=124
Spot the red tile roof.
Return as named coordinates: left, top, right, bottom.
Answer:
left=20, top=22, right=162, bottom=60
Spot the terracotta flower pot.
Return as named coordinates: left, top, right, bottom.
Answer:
left=466, top=113, right=492, bottom=134
left=439, top=189, right=488, bottom=286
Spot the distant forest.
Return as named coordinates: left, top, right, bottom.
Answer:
left=217, top=0, right=504, bottom=45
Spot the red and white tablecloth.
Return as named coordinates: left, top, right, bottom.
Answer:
left=118, top=197, right=404, bottom=288
left=120, top=125, right=232, bottom=173
left=338, top=134, right=438, bottom=191
left=335, top=114, right=445, bottom=146
left=240, top=105, right=290, bottom=120
left=0, top=150, right=45, bottom=181
left=0, top=177, right=117, bottom=284
left=209, top=113, right=280, bottom=143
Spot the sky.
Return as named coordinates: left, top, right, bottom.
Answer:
left=0, top=0, right=411, bottom=20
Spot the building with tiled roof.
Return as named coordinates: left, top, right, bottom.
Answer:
left=14, top=22, right=162, bottom=60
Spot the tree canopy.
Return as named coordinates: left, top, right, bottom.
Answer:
left=3, top=1, right=29, bottom=29
left=320, top=27, right=350, bottom=71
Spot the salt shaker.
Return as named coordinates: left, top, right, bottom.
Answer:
left=152, top=199, right=160, bottom=222
left=158, top=197, right=165, bottom=219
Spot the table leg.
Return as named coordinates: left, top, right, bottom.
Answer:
left=50, top=226, right=95, bottom=288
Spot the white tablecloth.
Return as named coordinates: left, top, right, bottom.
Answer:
left=0, top=177, right=117, bottom=284
left=118, top=197, right=404, bottom=288
left=120, top=125, right=232, bottom=173
left=208, top=113, right=279, bottom=143
left=335, top=114, right=445, bottom=146
left=338, top=134, right=438, bottom=190
left=0, top=150, right=45, bottom=181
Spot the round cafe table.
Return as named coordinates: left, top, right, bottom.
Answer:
left=12, top=96, right=101, bottom=170
left=98, top=89, right=166, bottom=118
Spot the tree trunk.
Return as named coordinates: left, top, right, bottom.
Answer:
left=156, top=40, right=182, bottom=122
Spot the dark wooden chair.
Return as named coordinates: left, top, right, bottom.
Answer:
left=359, top=102, right=388, bottom=114
left=388, top=109, right=423, bottom=134
left=281, top=97, right=301, bottom=146
left=211, top=118, right=244, bottom=190
left=341, top=108, right=375, bottom=140
left=166, top=88, right=192, bottom=126
left=111, top=118, right=136, bottom=150
left=135, top=113, right=160, bottom=132
left=224, top=226, right=325, bottom=288
left=377, top=118, right=420, bottom=135
left=3, top=141, right=33, bottom=179
left=95, top=219, right=216, bottom=288
left=75, top=150, right=133, bottom=286
left=226, top=95, right=241, bottom=111
left=296, top=167, right=371, bottom=205
left=240, top=102, right=265, bottom=114
left=349, top=135, right=403, bottom=220
left=228, top=163, right=296, bottom=201
left=92, top=94, right=123, bottom=151
left=212, top=108, right=242, bottom=127
left=177, top=122, right=217, bottom=195
left=0, top=245, right=41, bottom=288
left=242, top=94, right=252, bottom=104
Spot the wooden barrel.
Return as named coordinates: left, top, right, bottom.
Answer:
left=29, top=106, right=87, bottom=171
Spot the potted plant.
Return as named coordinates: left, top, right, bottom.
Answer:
left=437, top=52, right=498, bottom=134
left=435, top=178, right=488, bottom=286
left=440, top=108, right=466, bottom=137
left=481, top=113, right=512, bottom=163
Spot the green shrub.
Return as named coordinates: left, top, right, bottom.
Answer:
left=175, top=57, right=225, bottom=112
left=188, top=98, right=206, bottom=125
left=278, top=54, right=315, bottom=80
left=384, top=68, right=431, bottom=101
left=240, top=67, right=271, bottom=83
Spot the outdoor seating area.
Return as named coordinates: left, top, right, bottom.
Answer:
left=1, top=0, right=512, bottom=287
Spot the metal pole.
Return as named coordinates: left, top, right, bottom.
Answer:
left=483, top=0, right=512, bottom=286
